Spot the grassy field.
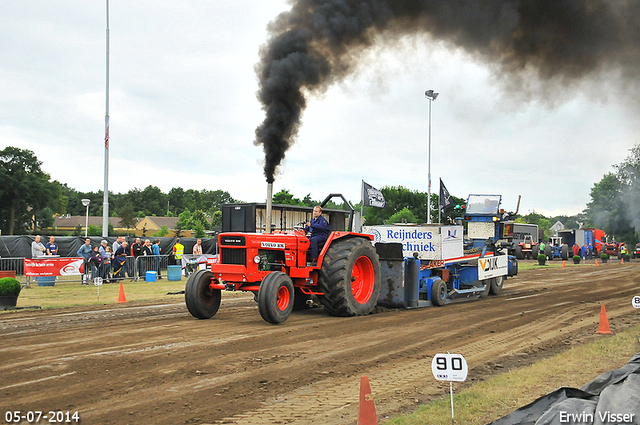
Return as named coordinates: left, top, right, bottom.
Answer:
left=386, top=325, right=640, bottom=425
left=10, top=259, right=606, bottom=309
left=12, top=276, right=190, bottom=309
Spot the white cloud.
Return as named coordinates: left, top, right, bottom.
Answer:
left=1, top=1, right=638, bottom=217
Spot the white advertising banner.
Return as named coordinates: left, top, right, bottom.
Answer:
left=362, top=225, right=463, bottom=261
left=477, top=254, right=508, bottom=280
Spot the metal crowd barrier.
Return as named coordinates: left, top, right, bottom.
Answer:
left=1, top=255, right=176, bottom=285
left=94, top=255, right=170, bottom=282
left=0, top=257, right=25, bottom=275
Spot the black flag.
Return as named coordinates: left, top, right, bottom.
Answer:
left=439, top=178, right=453, bottom=214
left=362, top=181, right=387, bottom=208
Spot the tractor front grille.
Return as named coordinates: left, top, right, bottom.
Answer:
left=221, top=248, right=246, bottom=266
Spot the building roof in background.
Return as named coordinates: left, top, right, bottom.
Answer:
left=53, top=216, right=139, bottom=229
left=136, top=217, right=179, bottom=230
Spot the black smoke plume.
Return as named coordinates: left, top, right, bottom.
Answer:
left=255, top=0, right=640, bottom=183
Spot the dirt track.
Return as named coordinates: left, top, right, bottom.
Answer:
left=1, top=263, right=639, bottom=425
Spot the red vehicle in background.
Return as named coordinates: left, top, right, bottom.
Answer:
left=633, top=243, right=640, bottom=259
left=604, top=241, right=620, bottom=257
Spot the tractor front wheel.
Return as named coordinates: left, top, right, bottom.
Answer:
left=185, top=270, right=221, bottom=319
left=479, top=279, right=491, bottom=298
left=317, top=238, right=381, bottom=317
left=257, top=271, right=294, bottom=324
left=515, top=245, right=524, bottom=260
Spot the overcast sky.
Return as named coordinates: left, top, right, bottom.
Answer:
left=2, top=1, right=638, bottom=218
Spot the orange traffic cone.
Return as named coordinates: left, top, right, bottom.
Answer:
left=357, top=376, right=378, bottom=425
left=595, top=259, right=599, bottom=266
left=595, top=305, right=613, bottom=334
left=562, top=260, right=566, bottom=268
left=118, top=282, right=127, bottom=303
left=621, top=258, right=624, bottom=265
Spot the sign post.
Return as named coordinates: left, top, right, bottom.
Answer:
left=94, top=277, right=103, bottom=302
left=431, top=352, right=468, bottom=425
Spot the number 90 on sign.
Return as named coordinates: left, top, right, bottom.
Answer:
left=431, top=353, right=468, bottom=382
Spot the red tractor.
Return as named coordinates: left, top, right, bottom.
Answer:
left=185, top=195, right=381, bottom=324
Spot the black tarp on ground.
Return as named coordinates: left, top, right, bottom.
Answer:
left=0, top=236, right=218, bottom=259
left=488, top=353, right=640, bottom=425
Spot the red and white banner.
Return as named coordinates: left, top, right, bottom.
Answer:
left=24, top=258, right=85, bottom=277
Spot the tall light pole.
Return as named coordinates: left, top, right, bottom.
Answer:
left=82, top=199, right=91, bottom=238
left=102, top=0, right=110, bottom=237
left=425, top=89, right=439, bottom=224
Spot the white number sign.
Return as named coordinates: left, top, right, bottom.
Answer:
left=632, top=296, right=640, bottom=309
left=431, top=353, right=468, bottom=382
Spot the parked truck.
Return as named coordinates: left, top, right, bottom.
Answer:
left=557, top=228, right=606, bottom=257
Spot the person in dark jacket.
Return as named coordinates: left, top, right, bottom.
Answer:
left=113, top=241, right=128, bottom=280
left=305, top=206, right=331, bottom=264
left=88, top=246, right=103, bottom=281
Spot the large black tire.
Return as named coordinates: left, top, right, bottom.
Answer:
left=257, top=272, right=294, bottom=324
left=515, top=245, right=524, bottom=260
left=185, top=270, right=221, bottom=319
left=431, top=279, right=447, bottom=306
left=544, top=245, right=552, bottom=260
left=490, top=275, right=504, bottom=295
left=531, top=246, right=540, bottom=259
left=479, top=279, right=491, bottom=299
left=317, top=238, right=381, bottom=317
left=561, top=245, right=569, bottom=260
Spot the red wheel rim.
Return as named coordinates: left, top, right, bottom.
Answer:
left=276, top=285, right=290, bottom=311
left=351, top=255, right=374, bottom=304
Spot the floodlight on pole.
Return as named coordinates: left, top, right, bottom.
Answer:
left=425, top=90, right=439, bottom=224
left=81, top=199, right=91, bottom=238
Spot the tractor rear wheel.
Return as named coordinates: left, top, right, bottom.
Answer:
left=561, top=244, right=569, bottom=260
left=317, top=237, right=381, bottom=317
left=490, top=275, right=504, bottom=295
left=515, top=245, right=524, bottom=260
left=185, top=270, right=221, bottom=319
left=258, top=272, right=294, bottom=324
left=531, top=245, right=540, bottom=259
left=431, top=279, right=447, bottom=306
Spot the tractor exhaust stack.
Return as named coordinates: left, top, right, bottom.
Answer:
left=265, top=182, right=273, bottom=234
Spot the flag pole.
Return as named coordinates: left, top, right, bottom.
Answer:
left=438, top=178, right=441, bottom=224
left=360, top=180, right=364, bottom=232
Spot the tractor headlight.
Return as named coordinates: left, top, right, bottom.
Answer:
left=254, top=255, right=261, bottom=264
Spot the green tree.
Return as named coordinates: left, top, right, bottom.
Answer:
left=272, top=189, right=301, bottom=205
left=192, top=209, right=210, bottom=230
left=364, top=186, right=427, bottom=225
left=211, top=210, right=222, bottom=228
left=0, top=147, right=63, bottom=234
left=193, top=223, right=206, bottom=238
left=34, top=207, right=55, bottom=231
left=177, top=209, right=194, bottom=230
left=387, top=207, right=418, bottom=224
left=118, top=203, right=138, bottom=230
left=153, top=225, right=169, bottom=237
